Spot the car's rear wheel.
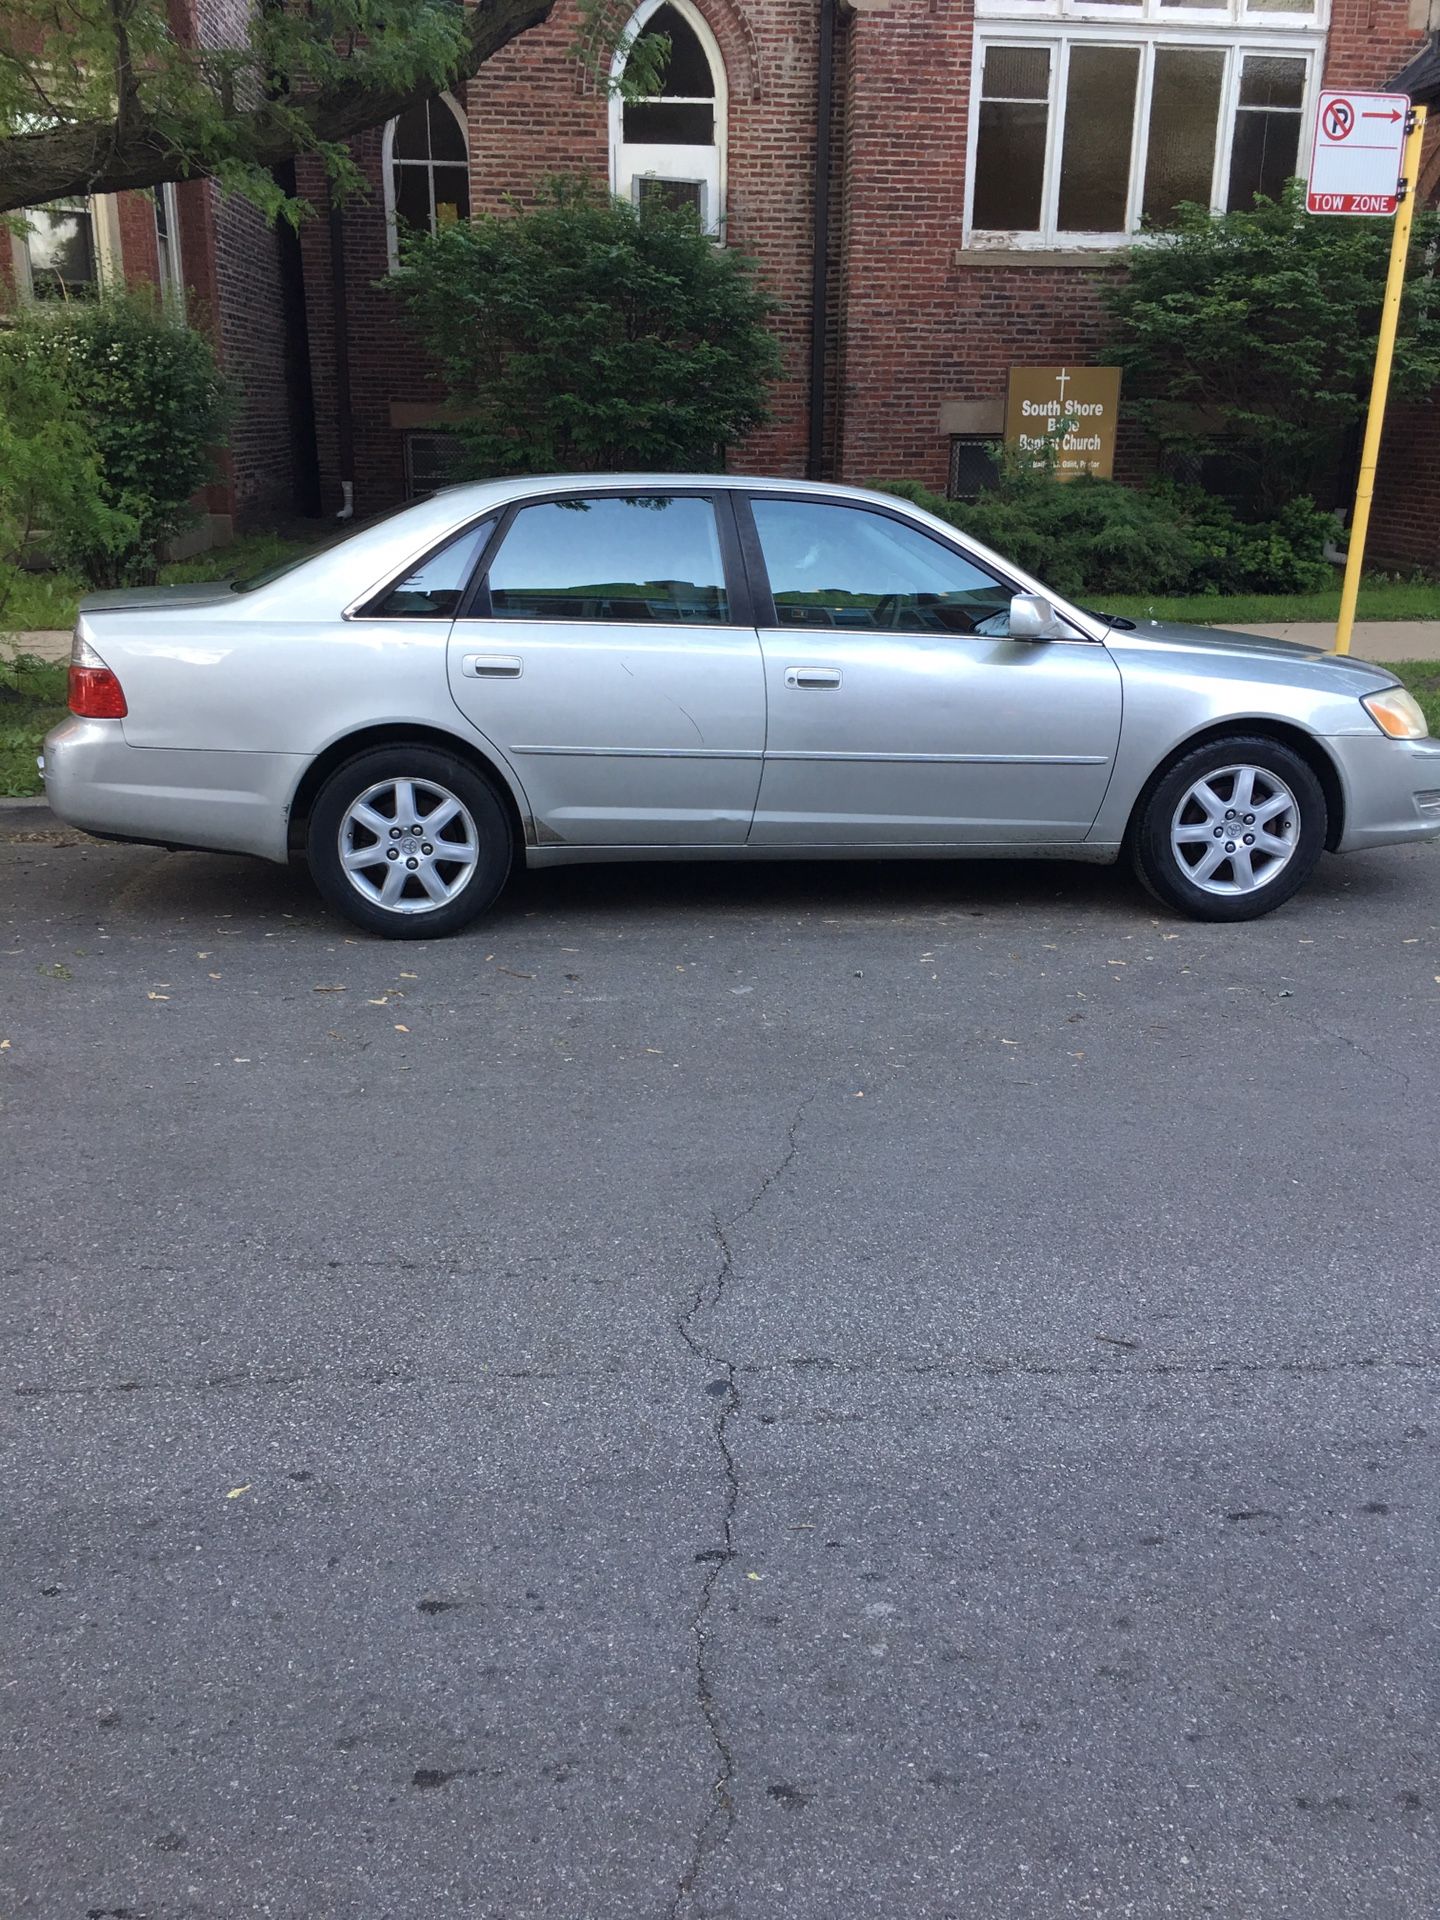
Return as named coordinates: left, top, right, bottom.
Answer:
left=1130, top=735, right=1327, bottom=922
left=306, top=746, right=512, bottom=938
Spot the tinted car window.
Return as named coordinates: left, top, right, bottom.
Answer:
left=485, top=496, right=729, bottom=624
left=367, top=517, right=495, bottom=619
left=750, top=498, right=1015, bottom=636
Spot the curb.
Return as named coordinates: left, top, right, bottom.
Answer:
left=0, top=796, right=59, bottom=827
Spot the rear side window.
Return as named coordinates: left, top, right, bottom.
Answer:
left=484, top=495, right=729, bottom=624
left=366, top=517, right=495, bottom=619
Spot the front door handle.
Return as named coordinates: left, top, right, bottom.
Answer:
left=462, top=654, right=523, bottom=679
left=785, top=666, right=842, bottom=690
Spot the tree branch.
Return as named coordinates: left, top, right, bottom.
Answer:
left=0, top=0, right=556, bottom=213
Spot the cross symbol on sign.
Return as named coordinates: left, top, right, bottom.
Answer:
left=1054, top=367, right=1071, bottom=405
left=1323, top=98, right=1355, bottom=141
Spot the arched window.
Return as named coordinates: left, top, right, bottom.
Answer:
left=610, top=1, right=727, bottom=236
left=383, top=93, right=471, bottom=267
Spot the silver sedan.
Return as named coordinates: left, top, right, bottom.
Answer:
left=43, top=475, right=1440, bottom=937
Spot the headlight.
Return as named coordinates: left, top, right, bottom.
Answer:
left=1362, top=687, right=1429, bottom=740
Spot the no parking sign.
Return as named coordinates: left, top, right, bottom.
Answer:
left=1306, top=90, right=1409, bottom=216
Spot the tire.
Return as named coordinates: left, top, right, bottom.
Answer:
left=306, top=745, right=513, bottom=939
left=1129, top=735, right=1327, bottom=923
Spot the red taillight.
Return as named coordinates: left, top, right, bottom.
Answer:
left=68, top=638, right=128, bottom=719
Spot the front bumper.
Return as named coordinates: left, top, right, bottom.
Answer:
left=1330, top=730, right=1440, bottom=853
left=42, top=717, right=302, bottom=864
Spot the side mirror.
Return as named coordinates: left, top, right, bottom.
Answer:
left=1008, top=592, right=1056, bottom=640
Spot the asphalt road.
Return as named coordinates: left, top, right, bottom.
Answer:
left=2, top=819, right=1436, bottom=1920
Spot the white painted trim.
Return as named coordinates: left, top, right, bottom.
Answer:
left=153, top=181, right=185, bottom=313
left=975, top=0, right=1329, bottom=25
left=609, top=0, right=729, bottom=237
left=382, top=90, right=469, bottom=271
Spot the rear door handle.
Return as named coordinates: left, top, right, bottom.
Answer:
left=462, top=654, right=523, bottom=679
left=784, top=666, right=842, bottom=690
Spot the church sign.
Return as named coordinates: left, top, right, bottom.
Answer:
left=1004, top=366, right=1122, bottom=482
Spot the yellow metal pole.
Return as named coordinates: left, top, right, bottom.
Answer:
left=1335, top=103, right=1428, bottom=655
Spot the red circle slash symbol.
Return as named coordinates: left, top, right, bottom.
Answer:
left=1323, top=99, right=1355, bottom=141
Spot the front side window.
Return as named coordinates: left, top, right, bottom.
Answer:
left=750, top=499, right=1019, bottom=637
left=968, top=31, right=1317, bottom=246
left=484, top=496, right=730, bottom=623
left=385, top=94, right=471, bottom=267
left=611, top=0, right=727, bottom=236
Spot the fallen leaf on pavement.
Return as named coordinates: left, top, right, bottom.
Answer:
left=394, top=1024, right=410, bottom=1033
left=225, top=1484, right=252, bottom=1499
left=147, top=992, right=169, bottom=1001
left=313, top=985, right=346, bottom=994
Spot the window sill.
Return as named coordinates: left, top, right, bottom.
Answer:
left=954, top=247, right=1124, bottom=268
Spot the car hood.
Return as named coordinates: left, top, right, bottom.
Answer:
left=79, top=581, right=241, bottom=614
left=1107, top=618, right=1399, bottom=690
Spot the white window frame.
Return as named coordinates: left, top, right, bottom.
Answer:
left=965, top=23, right=1323, bottom=249
left=382, top=90, right=470, bottom=271
left=975, top=0, right=1328, bottom=25
left=153, top=181, right=185, bottom=313
left=609, top=0, right=728, bottom=238
left=9, top=193, right=119, bottom=300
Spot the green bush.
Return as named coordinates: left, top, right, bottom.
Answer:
left=0, top=347, right=135, bottom=628
left=873, top=470, right=1334, bottom=600
left=1107, top=182, right=1440, bottom=516
left=1, top=292, right=231, bottom=586
left=388, top=177, right=780, bottom=474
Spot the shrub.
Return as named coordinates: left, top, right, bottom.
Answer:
left=387, top=177, right=780, bottom=474
left=873, top=470, right=1335, bottom=600
left=0, top=347, right=135, bottom=629
left=1106, top=182, right=1440, bottom=517
left=2, top=292, right=231, bottom=586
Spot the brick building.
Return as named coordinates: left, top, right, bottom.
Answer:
left=1, top=0, right=310, bottom=548
left=6, top=0, right=1440, bottom=564
left=297, top=0, right=1440, bottom=565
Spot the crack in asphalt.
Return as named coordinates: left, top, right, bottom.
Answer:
left=668, top=1092, right=817, bottom=1919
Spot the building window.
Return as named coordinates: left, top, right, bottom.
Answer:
left=152, top=183, right=184, bottom=311
left=383, top=94, right=471, bottom=268
left=404, top=430, right=470, bottom=498
left=611, top=0, right=727, bottom=237
left=10, top=195, right=119, bottom=302
left=18, top=199, right=99, bottom=299
left=967, top=21, right=1321, bottom=248
left=949, top=435, right=1002, bottom=501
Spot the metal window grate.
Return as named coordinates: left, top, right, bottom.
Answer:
left=948, top=435, right=1000, bottom=502
left=404, top=432, right=469, bottom=498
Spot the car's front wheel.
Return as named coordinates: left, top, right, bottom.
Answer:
left=1130, top=735, right=1327, bottom=922
left=306, top=745, right=513, bottom=938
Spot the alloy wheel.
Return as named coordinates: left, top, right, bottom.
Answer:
left=1169, top=763, right=1300, bottom=896
left=338, top=776, right=481, bottom=914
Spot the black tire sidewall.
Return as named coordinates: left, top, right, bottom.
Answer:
left=1131, top=736, right=1326, bottom=922
left=307, top=746, right=513, bottom=938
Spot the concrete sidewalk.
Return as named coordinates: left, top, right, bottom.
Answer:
left=9, top=620, right=1440, bottom=663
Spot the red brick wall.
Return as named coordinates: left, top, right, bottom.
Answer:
left=310, top=0, right=828, bottom=511
left=303, top=0, right=1440, bottom=568
left=183, top=0, right=295, bottom=528
left=1347, top=4, right=1440, bottom=568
